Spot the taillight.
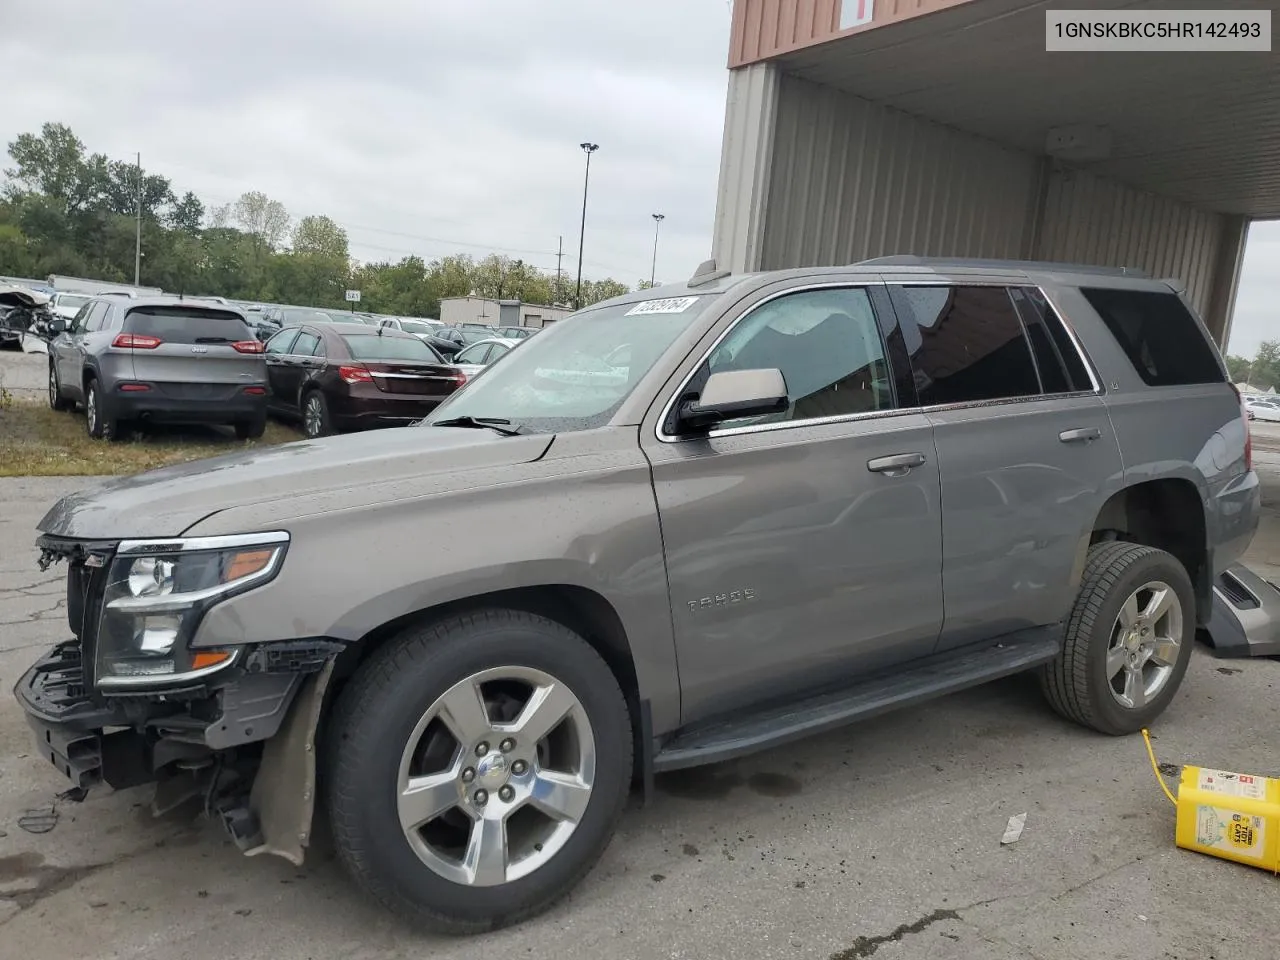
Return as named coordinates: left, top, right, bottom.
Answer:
left=450, top=370, right=469, bottom=385
left=232, top=340, right=265, bottom=354
left=339, top=365, right=373, bottom=384
left=113, top=333, right=161, bottom=349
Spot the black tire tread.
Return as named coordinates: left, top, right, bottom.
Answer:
left=326, top=608, right=632, bottom=935
left=1040, top=539, right=1171, bottom=733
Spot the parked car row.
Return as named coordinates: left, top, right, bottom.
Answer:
left=44, top=296, right=526, bottom=440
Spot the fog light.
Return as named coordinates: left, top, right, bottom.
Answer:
left=127, top=558, right=175, bottom=597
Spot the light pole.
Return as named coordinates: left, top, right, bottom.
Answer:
left=650, top=213, right=665, bottom=287
left=575, top=142, right=598, bottom=310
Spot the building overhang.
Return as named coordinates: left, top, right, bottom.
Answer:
left=751, top=0, right=1279, bottom=217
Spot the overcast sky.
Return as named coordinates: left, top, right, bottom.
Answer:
left=1, top=0, right=1273, bottom=355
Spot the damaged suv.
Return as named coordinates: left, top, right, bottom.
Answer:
left=15, top=257, right=1259, bottom=933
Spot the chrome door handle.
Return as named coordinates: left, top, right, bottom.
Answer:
left=1059, top=427, right=1102, bottom=444
left=867, top=452, right=926, bottom=476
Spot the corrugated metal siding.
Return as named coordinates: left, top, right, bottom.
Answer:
left=759, top=75, right=1038, bottom=270
left=1035, top=168, right=1226, bottom=319
left=712, top=63, right=782, bottom=274
left=729, top=0, right=978, bottom=67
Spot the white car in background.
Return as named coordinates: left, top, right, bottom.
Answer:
left=1247, top=397, right=1280, bottom=422
left=448, top=337, right=519, bottom=382
left=48, top=291, right=94, bottom=322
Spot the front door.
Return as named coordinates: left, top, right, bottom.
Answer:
left=264, top=328, right=300, bottom=414
left=642, top=282, right=945, bottom=724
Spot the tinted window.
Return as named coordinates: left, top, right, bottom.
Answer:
left=291, top=331, right=321, bottom=356
left=1010, top=287, right=1093, bottom=394
left=455, top=343, right=492, bottom=364
left=123, top=306, right=252, bottom=343
left=85, top=301, right=110, bottom=332
left=266, top=329, right=299, bottom=355
left=1080, top=287, right=1224, bottom=386
left=700, top=286, right=893, bottom=427
left=342, top=334, right=440, bottom=362
left=892, top=286, right=1040, bottom=406
left=68, top=302, right=93, bottom=333
left=489, top=344, right=512, bottom=362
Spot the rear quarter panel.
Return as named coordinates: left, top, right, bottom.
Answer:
left=1045, top=281, right=1258, bottom=576
left=185, top=426, right=682, bottom=733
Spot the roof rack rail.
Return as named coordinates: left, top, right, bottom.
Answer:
left=855, top=255, right=1149, bottom=278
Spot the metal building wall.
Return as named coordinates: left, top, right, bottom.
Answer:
left=758, top=74, right=1039, bottom=270
left=1035, top=167, right=1229, bottom=320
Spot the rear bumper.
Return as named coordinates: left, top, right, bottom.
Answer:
left=1202, top=564, right=1280, bottom=659
left=111, top=384, right=267, bottom=423
left=331, top=393, right=445, bottom=429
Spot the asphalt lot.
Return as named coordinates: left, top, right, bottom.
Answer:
left=2, top=432, right=1280, bottom=959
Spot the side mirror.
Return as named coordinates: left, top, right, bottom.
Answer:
left=48, top=317, right=67, bottom=335
left=678, top=368, right=789, bottom=432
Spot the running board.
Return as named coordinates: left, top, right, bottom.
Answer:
left=653, top=630, right=1061, bottom=773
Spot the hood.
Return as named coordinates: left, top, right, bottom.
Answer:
left=0, top=284, right=50, bottom=309
left=38, top=426, right=553, bottom=540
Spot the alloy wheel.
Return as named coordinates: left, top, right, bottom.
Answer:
left=1106, top=580, right=1182, bottom=710
left=396, top=665, right=595, bottom=887
left=86, top=386, right=97, bottom=432
left=304, top=396, right=323, bottom=437
left=48, top=365, right=58, bottom=407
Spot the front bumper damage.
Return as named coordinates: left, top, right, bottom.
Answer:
left=1202, top=563, right=1280, bottom=659
left=16, top=637, right=343, bottom=864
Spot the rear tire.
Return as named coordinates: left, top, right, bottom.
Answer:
left=48, top=362, right=70, bottom=411
left=326, top=610, right=633, bottom=934
left=302, top=390, right=331, bottom=438
left=235, top=415, right=266, bottom=440
left=1040, top=540, right=1195, bottom=735
left=84, top=377, right=121, bottom=441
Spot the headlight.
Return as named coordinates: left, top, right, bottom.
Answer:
left=97, top=531, right=289, bottom=687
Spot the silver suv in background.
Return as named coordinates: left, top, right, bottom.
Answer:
left=16, top=257, right=1260, bottom=933
left=47, top=296, right=269, bottom=439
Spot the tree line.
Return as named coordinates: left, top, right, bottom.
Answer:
left=1226, top=343, right=1280, bottom=391
left=0, top=123, right=634, bottom=317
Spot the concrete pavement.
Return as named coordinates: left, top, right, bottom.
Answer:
left=3, top=436, right=1280, bottom=960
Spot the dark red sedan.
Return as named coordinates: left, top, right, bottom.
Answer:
left=264, top=322, right=467, bottom=437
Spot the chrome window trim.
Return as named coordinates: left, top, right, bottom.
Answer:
left=655, top=279, right=1105, bottom=445
left=117, top=530, right=290, bottom=555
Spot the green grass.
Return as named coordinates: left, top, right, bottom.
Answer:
left=0, top=399, right=302, bottom=476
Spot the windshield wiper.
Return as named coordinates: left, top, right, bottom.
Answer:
left=430, top=415, right=527, bottom=436
left=194, top=336, right=234, bottom=343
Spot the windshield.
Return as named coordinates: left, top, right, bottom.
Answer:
left=56, top=294, right=90, bottom=310
left=424, top=295, right=714, bottom=434
left=342, top=333, right=441, bottom=362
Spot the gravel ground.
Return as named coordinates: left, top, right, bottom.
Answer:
left=2, top=434, right=1280, bottom=959
left=0, top=343, right=47, bottom=402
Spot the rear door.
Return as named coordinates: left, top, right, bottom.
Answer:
left=340, top=331, right=463, bottom=400
left=884, top=278, right=1124, bottom=652
left=121, top=305, right=264, bottom=402
left=264, top=327, right=300, bottom=412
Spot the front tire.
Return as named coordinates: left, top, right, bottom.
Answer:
left=326, top=610, right=633, bottom=934
left=1040, top=541, right=1195, bottom=735
left=48, top=362, right=70, bottom=411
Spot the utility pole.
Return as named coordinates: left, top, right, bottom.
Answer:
left=555, top=236, right=564, bottom=305
left=650, top=213, right=665, bottom=287
left=133, top=152, right=142, bottom=288
left=575, top=142, right=598, bottom=310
